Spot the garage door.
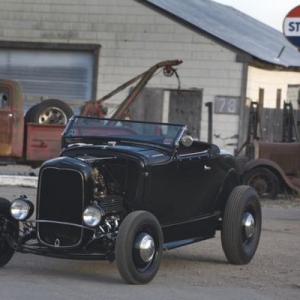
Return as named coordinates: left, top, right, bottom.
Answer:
left=0, top=49, right=94, bottom=101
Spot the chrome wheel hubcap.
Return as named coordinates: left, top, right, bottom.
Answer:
left=39, top=107, right=67, bottom=124
left=242, top=212, right=255, bottom=239
left=134, top=233, right=155, bottom=263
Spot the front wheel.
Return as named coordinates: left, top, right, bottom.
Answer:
left=221, top=186, right=261, bottom=265
left=115, top=211, right=163, bottom=284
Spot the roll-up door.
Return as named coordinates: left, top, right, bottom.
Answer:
left=0, top=49, right=94, bottom=101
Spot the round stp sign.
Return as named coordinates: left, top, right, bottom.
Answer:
left=283, top=6, right=300, bottom=48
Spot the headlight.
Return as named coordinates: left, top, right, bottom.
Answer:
left=10, top=196, right=34, bottom=221
left=83, top=205, right=105, bottom=227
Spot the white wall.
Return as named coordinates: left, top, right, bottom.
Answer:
left=247, top=66, right=300, bottom=108
left=0, top=0, right=247, bottom=152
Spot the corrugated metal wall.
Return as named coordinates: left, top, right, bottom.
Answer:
left=0, top=49, right=94, bottom=101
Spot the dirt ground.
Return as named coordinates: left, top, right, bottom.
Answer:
left=0, top=165, right=300, bottom=299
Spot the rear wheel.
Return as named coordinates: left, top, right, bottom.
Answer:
left=115, top=211, right=163, bottom=284
left=243, top=167, right=279, bottom=199
left=0, top=198, right=18, bottom=267
left=221, top=186, right=261, bottom=265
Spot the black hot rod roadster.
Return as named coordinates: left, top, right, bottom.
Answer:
left=0, top=116, right=261, bottom=284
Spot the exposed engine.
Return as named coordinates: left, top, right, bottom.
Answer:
left=77, top=155, right=126, bottom=217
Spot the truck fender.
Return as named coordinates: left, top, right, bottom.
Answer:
left=243, top=158, right=285, bottom=178
left=242, top=158, right=300, bottom=196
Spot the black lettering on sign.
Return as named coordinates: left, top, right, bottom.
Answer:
left=289, top=22, right=300, bottom=32
left=289, top=22, right=295, bottom=31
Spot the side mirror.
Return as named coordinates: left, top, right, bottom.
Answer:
left=181, top=135, right=193, bottom=147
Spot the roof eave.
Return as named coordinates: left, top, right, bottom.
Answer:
left=137, top=0, right=300, bottom=71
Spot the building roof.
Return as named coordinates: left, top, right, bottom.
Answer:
left=145, top=0, right=300, bottom=68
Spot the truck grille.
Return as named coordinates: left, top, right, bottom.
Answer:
left=37, top=167, right=84, bottom=248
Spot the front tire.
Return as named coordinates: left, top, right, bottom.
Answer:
left=221, top=186, right=261, bottom=265
left=115, top=211, right=163, bottom=284
left=0, top=198, right=18, bottom=267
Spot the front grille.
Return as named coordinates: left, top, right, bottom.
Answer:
left=37, top=167, right=84, bottom=248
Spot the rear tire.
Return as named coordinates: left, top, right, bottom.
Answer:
left=221, top=186, right=261, bottom=265
left=0, top=198, right=18, bottom=267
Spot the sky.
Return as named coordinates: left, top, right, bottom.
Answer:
left=213, top=0, right=300, bottom=31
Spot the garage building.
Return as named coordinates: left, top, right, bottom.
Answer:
left=0, top=0, right=300, bottom=153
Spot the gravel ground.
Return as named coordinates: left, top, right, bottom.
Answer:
left=0, top=165, right=300, bottom=299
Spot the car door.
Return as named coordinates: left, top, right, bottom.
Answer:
left=174, top=151, right=222, bottom=220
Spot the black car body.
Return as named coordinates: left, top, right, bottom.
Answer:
left=0, top=116, right=262, bottom=284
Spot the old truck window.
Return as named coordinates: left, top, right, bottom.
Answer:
left=0, top=87, right=9, bottom=108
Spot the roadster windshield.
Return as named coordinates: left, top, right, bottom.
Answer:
left=65, top=116, right=186, bottom=148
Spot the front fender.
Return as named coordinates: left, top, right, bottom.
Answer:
left=243, top=158, right=286, bottom=178
left=0, top=197, right=11, bottom=216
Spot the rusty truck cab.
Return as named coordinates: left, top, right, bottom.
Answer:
left=0, top=79, right=24, bottom=160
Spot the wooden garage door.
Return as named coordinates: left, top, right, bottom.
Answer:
left=168, top=90, right=202, bottom=140
left=128, top=88, right=202, bottom=139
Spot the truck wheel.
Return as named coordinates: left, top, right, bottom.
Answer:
left=26, top=99, right=73, bottom=125
left=0, top=198, right=19, bottom=267
left=115, top=211, right=163, bottom=284
left=221, top=186, right=261, bottom=265
left=243, top=167, right=279, bottom=199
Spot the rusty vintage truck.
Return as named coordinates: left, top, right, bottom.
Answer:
left=235, top=101, right=300, bottom=198
left=0, top=78, right=73, bottom=165
left=0, top=60, right=182, bottom=166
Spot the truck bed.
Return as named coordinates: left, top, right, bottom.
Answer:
left=26, top=123, right=65, bottom=162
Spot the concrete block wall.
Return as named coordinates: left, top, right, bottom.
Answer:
left=0, top=0, right=245, bottom=152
